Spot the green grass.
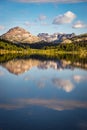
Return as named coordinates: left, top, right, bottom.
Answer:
left=0, top=40, right=87, bottom=58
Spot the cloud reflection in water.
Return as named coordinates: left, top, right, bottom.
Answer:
left=0, top=70, right=4, bottom=76
left=73, top=75, right=87, bottom=83
left=0, top=98, right=87, bottom=111
left=52, top=78, right=74, bottom=92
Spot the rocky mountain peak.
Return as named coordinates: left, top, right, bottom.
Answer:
left=38, top=32, right=75, bottom=43
left=0, top=26, right=41, bottom=44
left=7, top=26, right=30, bottom=34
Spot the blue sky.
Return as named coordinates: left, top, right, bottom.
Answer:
left=0, top=0, right=87, bottom=35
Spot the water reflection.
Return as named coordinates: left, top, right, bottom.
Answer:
left=0, top=58, right=78, bottom=75
left=73, top=75, right=87, bottom=83
left=1, top=59, right=40, bottom=75
left=0, top=70, right=4, bottom=76
left=0, top=55, right=87, bottom=130
left=0, top=98, right=87, bottom=111
left=52, top=78, right=74, bottom=92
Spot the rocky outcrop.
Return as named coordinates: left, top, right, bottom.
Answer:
left=38, top=33, right=75, bottom=43
left=0, top=27, right=41, bottom=44
left=61, top=39, right=72, bottom=44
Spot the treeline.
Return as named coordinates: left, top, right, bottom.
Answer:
left=42, top=41, right=87, bottom=51
left=0, top=39, right=87, bottom=52
left=26, top=40, right=87, bottom=51
left=0, top=40, right=30, bottom=51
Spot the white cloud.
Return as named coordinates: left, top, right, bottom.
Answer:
left=11, top=0, right=87, bottom=3
left=24, top=21, right=31, bottom=26
left=72, top=21, right=87, bottom=29
left=41, top=22, right=48, bottom=26
left=0, top=25, right=5, bottom=30
left=24, top=21, right=36, bottom=26
left=53, top=11, right=76, bottom=25
left=52, top=78, right=74, bottom=92
left=38, top=14, right=47, bottom=21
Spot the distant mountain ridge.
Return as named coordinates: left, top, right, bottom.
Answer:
left=38, top=32, right=75, bottom=43
left=0, top=26, right=87, bottom=44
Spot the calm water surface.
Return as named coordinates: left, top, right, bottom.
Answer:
left=0, top=56, right=87, bottom=130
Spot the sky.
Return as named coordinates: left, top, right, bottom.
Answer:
left=0, top=0, right=87, bottom=35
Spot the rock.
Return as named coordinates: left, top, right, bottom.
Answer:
left=0, top=27, right=41, bottom=44
left=61, top=39, right=72, bottom=44
left=38, top=33, right=75, bottom=43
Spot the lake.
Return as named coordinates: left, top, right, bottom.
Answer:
left=0, top=54, right=87, bottom=130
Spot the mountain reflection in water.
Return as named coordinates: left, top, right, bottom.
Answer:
left=0, top=55, right=87, bottom=130
left=0, top=58, right=76, bottom=75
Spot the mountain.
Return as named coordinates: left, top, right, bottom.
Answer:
left=0, top=27, right=41, bottom=44
left=0, top=26, right=87, bottom=45
left=38, top=33, right=75, bottom=43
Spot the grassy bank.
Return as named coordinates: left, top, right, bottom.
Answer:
left=0, top=40, right=87, bottom=57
